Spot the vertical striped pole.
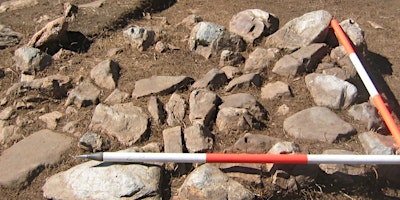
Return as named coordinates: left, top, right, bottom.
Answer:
left=330, top=19, right=400, bottom=146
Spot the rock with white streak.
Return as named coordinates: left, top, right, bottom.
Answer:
left=229, top=9, right=279, bottom=44
left=178, top=164, right=254, bottom=200
left=305, top=73, right=357, bottom=109
left=90, top=59, right=120, bottom=90
left=284, top=107, right=355, bottom=143
left=225, top=73, right=262, bottom=92
left=184, top=123, right=213, bottom=153
left=43, top=150, right=162, bottom=200
left=165, top=93, right=187, bottom=126
left=189, top=89, right=219, bottom=126
left=89, top=103, right=149, bottom=145
left=132, top=75, right=193, bottom=98
left=265, top=10, right=332, bottom=51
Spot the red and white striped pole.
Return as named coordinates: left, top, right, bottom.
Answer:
left=330, top=19, right=400, bottom=147
left=76, top=152, right=400, bottom=164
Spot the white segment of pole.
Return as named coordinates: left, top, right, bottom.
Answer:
left=103, top=152, right=207, bottom=163
left=348, top=53, right=379, bottom=97
left=307, top=154, right=400, bottom=164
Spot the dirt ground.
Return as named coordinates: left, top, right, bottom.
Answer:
left=1, top=0, right=400, bottom=199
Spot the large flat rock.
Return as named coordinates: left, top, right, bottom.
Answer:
left=132, top=75, right=193, bottom=98
left=0, top=129, right=73, bottom=188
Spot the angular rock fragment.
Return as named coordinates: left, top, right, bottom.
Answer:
left=0, top=106, right=15, bottom=120
left=283, top=107, right=355, bottom=143
left=189, top=89, right=219, bottom=126
left=0, top=124, right=21, bottom=146
left=78, top=131, right=109, bottom=152
left=65, top=80, right=100, bottom=108
left=123, top=26, right=155, bottom=51
left=162, top=126, right=185, bottom=172
left=104, top=89, right=130, bottom=105
left=132, top=75, right=193, bottom=98
left=39, top=111, right=63, bottom=130
left=225, top=73, right=262, bottom=92
left=0, top=24, right=22, bottom=48
left=358, top=131, right=396, bottom=155
left=348, top=102, right=383, bottom=130
left=244, top=47, right=280, bottom=73
left=165, top=93, right=187, bottom=126
left=90, top=59, right=120, bottom=90
left=220, top=93, right=268, bottom=123
left=184, top=123, right=213, bottom=153
left=147, top=96, right=166, bottom=125
left=229, top=9, right=279, bottom=44
left=261, top=81, right=291, bottom=100
left=305, top=73, right=357, bottom=109
left=177, top=14, right=203, bottom=29
left=89, top=103, right=148, bottom=145
left=13, top=47, right=52, bottom=74
left=216, top=107, right=255, bottom=134
left=191, top=68, right=228, bottom=90
left=220, top=65, right=241, bottom=80
left=219, top=50, right=244, bottom=67
left=231, top=133, right=280, bottom=153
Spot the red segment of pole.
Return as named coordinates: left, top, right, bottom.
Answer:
left=372, top=95, right=400, bottom=146
left=206, top=153, right=309, bottom=164
left=330, top=19, right=355, bottom=55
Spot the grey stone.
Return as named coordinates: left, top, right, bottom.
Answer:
left=0, top=24, right=22, bottom=48
left=147, top=96, right=166, bottom=125
left=191, top=68, right=228, bottom=90
left=65, top=80, right=100, bottom=108
left=132, top=75, right=193, bottom=98
left=0, top=106, right=15, bottom=120
left=79, top=131, right=109, bottom=152
left=0, top=129, right=73, bottom=188
left=165, top=93, right=187, bottom=126
left=225, top=73, right=262, bottom=92
left=38, top=111, right=63, bottom=130
left=178, top=164, right=254, bottom=200
left=104, top=89, right=130, bottom=105
left=305, top=73, right=357, bottom=109
left=163, top=126, right=184, bottom=172
left=244, top=47, right=280, bottom=73
left=272, top=43, right=329, bottom=77
left=348, top=102, right=383, bottom=130
left=189, top=89, right=219, bottom=126
left=90, top=59, right=120, bottom=90
left=220, top=93, right=268, bottom=123
left=265, top=10, right=332, bottom=51
left=231, top=133, right=280, bottom=153
left=340, top=19, right=367, bottom=55
left=184, top=123, right=213, bottom=153
left=261, top=81, right=291, bottom=100
left=123, top=26, right=155, bottom=51
left=358, top=131, right=396, bottom=155
left=322, top=67, right=349, bottom=80
left=216, top=107, right=253, bottom=134
left=43, top=156, right=162, bottom=199
left=13, top=47, right=52, bottom=74
left=219, top=50, right=245, bottom=67
left=89, top=103, right=149, bottom=145
left=229, top=9, right=279, bottom=44
left=220, top=65, right=241, bottom=80
left=283, top=107, right=355, bottom=143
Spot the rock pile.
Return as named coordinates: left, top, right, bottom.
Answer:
left=0, top=5, right=397, bottom=199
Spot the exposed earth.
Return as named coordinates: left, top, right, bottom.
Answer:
left=1, top=0, right=400, bottom=199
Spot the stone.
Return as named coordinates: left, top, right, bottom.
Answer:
left=104, top=89, right=130, bottom=105
left=78, top=0, right=105, bottom=8
left=283, top=107, right=355, bottom=143
left=0, top=106, right=15, bottom=120
left=89, top=103, right=149, bottom=145
left=348, top=102, right=383, bottom=130
left=132, top=75, right=193, bottom=98
left=78, top=131, right=109, bottom=152
left=178, top=164, right=254, bottom=200
left=165, top=93, right=187, bottom=126
left=177, top=14, right=203, bottom=29
left=219, top=50, right=245, bottom=67
left=220, top=65, right=241, bottom=80
left=230, top=133, right=281, bottom=153
left=265, top=141, right=301, bottom=172
left=0, top=24, right=22, bottom=48
left=340, top=19, right=367, bottom=55
left=0, top=129, right=72, bottom=188
left=305, top=73, right=357, bottom=109
left=229, top=9, right=279, bottom=44
left=322, top=67, right=349, bottom=80
left=27, top=16, right=68, bottom=52
left=244, top=47, right=280, bottom=73
left=265, top=10, right=332, bottom=51
left=123, top=26, right=155, bottom=51
left=220, top=93, right=268, bottom=123
left=65, top=80, right=100, bottom=108
left=0, top=125, right=21, bottom=146
left=0, top=0, right=38, bottom=13
left=217, top=162, right=263, bottom=184
left=163, top=126, right=184, bottom=172
left=39, top=111, right=63, bottom=130
left=277, top=104, right=290, bottom=116
left=147, top=96, right=166, bottom=125
left=272, top=43, right=329, bottom=77
left=271, top=164, right=319, bottom=191
left=62, top=120, right=78, bottom=134
left=189, top=89, right=219, bottom=126
left=184, top=123, right=213, bottom=153
left=90, top=59, right=120, bottom=90
left=43, top=157, right=162, bottom=199
left=261, top=81, right=291, bottom=100
left=191, top=68, right=228, bottom=90
left=13, top=47, right=52, bottom=74
left=155, top=41, right=168, bottom=53
left=358, top=131, right=396, bottom=155
left=189, top=22, right=245, bottom=59
left=216, top=107, right=254, bottom=134
left=225, top=73, right=262, bottom=92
